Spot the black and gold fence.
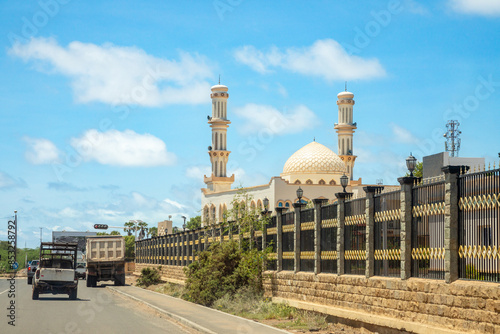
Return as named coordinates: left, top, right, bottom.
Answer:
left=411, top=181, right=445, bottom=279
left=374, top=190, right=401, bottom=277
left=459, top=168, right=500, bottom=282
left=345, top=198, right=367, bottom=275
left=135, top=166, right=500, bottom=284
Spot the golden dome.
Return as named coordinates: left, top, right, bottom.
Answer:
left=282, top=142, right=346, bottom=175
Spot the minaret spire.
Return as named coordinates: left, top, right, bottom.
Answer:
left=334, top=89, right=357, bottom=180
left=204, top=82, right=234, bottom=193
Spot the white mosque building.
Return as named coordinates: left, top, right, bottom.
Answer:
left=200, top=84, right=399, bottom=224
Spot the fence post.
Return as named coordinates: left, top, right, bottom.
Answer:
left=364, top=186, right=383, bottom=278
left=336, top=193, right=349, bottom=275
left=293, top=203, right=304, bottom=273
left=275, top=207, right=286, bottom=272
left=442, top=165, right=462, bottom=284
left=398, top=176, right=414, bottom=280
left=313, top=198, right=328, bottom=275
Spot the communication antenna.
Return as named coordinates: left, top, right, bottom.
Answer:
left=443, top=120, right=461, bottom=157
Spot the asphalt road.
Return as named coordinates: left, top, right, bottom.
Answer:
left=0, top=277, right=194, bottom=334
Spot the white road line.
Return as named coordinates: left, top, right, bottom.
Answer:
left=0, top=289, right=9, bottom=295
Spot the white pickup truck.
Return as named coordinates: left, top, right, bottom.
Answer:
left=32, top=242, right=79, bottom=300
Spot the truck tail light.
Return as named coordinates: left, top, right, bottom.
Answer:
left=35, top=270, right=40, bottom=279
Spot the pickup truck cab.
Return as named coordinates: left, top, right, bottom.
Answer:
left=27, top=260, right=39, bottom=285
left=32, top=242, right=78, bottom=300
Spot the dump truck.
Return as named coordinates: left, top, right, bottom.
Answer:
left=85, top=236, right=125, bottom=287
left=32, top=242, right=78, bottom=300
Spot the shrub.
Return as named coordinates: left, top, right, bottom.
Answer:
left=183, top=241, right=265, bottom=306
left=136, top=266, right=162, bottom=287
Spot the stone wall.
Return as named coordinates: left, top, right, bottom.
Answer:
left=134, top=263, right=186, bottom=285
left=263, top=271, right=500, bottom=334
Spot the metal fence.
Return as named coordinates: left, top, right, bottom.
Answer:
left=344, top=198, right=366, bottom=275
left=300, top=208, right=315, bottom=272
left=411, top=181, right=445, bottom=279
left=374, top=190, right=401, bottom=277
left=320, top=203, right=338, bottom=273
left=267, top=216, right=277, bottom=270
left=459, top=168, right=500, bottom=282
left=282, top=212, right=295, bottom=271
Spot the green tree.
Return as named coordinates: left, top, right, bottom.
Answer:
left=172, top=226, right=180, bottom=234
left=124, top=221, right=135, bottom=236
left=110, top=230, right=121, bottom=235
left=149, top=227, right=158, bottom=237
left=187, top=216, right=202, bottom=230
left=124, top=235, right=135, bottom=260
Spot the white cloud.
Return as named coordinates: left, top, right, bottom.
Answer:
left=186, top=165, right=211, bottom=179
left=449, top=0, right=500, bottom=16
left=233, top=104, right=319, bottom=136
left=234, top=39, right=386, bottom=81
left=9, top=37, right=213, bottom=106
left=390, top=123, right=419, bottom=144
left=402, top=0, right=429, bottom=15
left=70, top=129, right=177, bottom=166
left=161, top=199, right=186, bottom=210
left=24, top=137, right=60, bottom=164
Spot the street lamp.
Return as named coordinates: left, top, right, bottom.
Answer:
left=406, top=153, right=417, bottom=177
left=261, top=197, right=270, bottom=215
left=296, top=187, right=303, bottom=204
left=340, top=174, right=349, bottom=193
left=182, top=216, right=187, bottom=231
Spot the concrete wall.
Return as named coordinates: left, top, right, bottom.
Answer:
left=263, top=271, right=500, bottom=334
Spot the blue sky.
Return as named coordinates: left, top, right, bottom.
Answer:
left=1, top=0, right=499, bottom=247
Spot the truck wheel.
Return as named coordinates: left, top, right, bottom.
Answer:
left=32, top=286, right=39, bottom=300
left=69, top=288, right=77, bottom=300
left=114, top=274, right=125, bottom=286
left=91, top=275, right=97, bottom=287
left=27, top=277, right=32, bottom=285
left=86, top=277, right=92, bottom=287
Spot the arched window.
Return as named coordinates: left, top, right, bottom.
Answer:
left=278, top=202, right=283, bottom=207
left=219, top=133, right=223, bottom=150
left=319, top=179, right=326, bottom=185
left=215, top=133, right=218, bottom=150
left=220, top=161, right=223, bottom=177
left=329, top=179, right=336, bottom=185
left=294, top=179, right=301, bottom=185
left=306, top=179, right=313, bottom=185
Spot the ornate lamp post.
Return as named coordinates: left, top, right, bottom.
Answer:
left=340, top=174, right=349, bottom=193
left=296, top=187, right=304, bottom=204
left=182, top=216, right=187, bottom=231
left=406, top=153, right=417, bottom=177
left=262, top=197, right=270, bottom=215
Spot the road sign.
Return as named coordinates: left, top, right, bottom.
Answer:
left=93, top=224, right=108, bottom=230
left=13, top=262, right=18, bottom=270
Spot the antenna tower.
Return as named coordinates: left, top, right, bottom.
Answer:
left=444, top=120, right=461, bottom=157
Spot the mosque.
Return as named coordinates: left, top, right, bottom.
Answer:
left=200, top=83, right=399, bottom=224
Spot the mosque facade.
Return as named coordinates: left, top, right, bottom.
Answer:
left=200, top=84, right=399, bottom=225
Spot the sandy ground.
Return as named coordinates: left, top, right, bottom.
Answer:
left=125, top=275, right=377, bottom=334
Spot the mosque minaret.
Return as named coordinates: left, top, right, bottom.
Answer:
left=203, top=83, right=235, bottom=193
left=334, top=90, right=357, bottom=180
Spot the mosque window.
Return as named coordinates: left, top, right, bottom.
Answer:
left=329, top=180, right=336, bottom=185
left=319, top=179, right=326, bottom=185
left=306, top=179, right=313, bottom=185
left=278, top=202, right=283, bottom=207
left=285, top=202, right=290, bottom=207
left=294, top=180, right=301, bottom=185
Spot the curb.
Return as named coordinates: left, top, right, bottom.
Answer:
left=107, top=286, right=217, bottom=334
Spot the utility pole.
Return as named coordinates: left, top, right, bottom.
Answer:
left=444, top=120, right=461, bottom=157
left=40, top=227, right=43, bottom=244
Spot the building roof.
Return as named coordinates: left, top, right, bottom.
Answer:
left=282, top=141, right=346, bottom=175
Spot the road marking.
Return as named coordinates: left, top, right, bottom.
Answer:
left=0, top=289, right=8, bottom=295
